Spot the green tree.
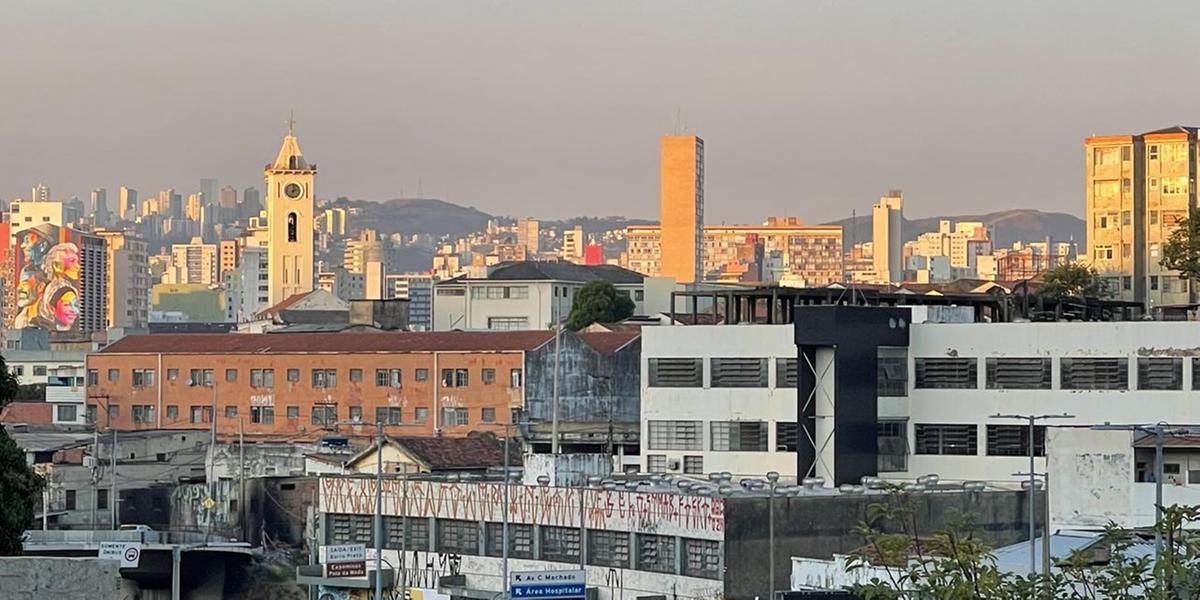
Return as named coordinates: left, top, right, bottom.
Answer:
left=1161, top=214, right=1200, bottom=281
left=1038, top=263, right=1110, bottom=299
left=564, top=280, right=635, bottom=330
left=0, top=355, right=41, bottom=554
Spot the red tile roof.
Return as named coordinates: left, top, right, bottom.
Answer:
left=0, top=402, right=53, bottom=425
left=392, top=434, right=521, bottom=470
left=576, top=331, right=640, bottom=353
left=99, top=330, right=557, bottom=355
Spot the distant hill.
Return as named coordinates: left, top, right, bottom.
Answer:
left=824, top=209, right=1084, bottom=251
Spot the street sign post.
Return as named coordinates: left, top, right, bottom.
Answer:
left=98, top=542, right=142, bottom=568
left=323, top=543, right=367, bottom=578
left=509, top=569, right=586, bottom=600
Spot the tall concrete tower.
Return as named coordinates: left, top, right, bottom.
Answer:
left=659, top=134, right=704, bottom=283
left=872, top=190, right=904, bottom=284
left=264, top=119, right=316, bottom=306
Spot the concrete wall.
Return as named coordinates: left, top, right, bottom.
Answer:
left=724, top=490, right=1035, bottom=600
left=0, top=556, right=127, bottom=598
left=525, top=332, right=640, bottom=424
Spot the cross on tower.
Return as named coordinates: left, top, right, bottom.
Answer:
left=286, top=109, right=297, bottom=136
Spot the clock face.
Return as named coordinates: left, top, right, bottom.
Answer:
left=284, top=183, right=303, bottom=199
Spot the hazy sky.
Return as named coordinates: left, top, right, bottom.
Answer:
left=3, top=1, right=1200, bottom=223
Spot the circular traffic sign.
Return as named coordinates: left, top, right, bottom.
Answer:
left=124, top=546, right=140, bottom=563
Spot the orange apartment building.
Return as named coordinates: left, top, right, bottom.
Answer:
left=84, top=330, right=642, bottom=448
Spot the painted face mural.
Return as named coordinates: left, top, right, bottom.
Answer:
left=7, top=225, right=84, bottom=332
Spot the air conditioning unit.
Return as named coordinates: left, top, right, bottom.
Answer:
left=83, top=456, right=96, bottom=468
left=668, top=459, right=682, bottom=472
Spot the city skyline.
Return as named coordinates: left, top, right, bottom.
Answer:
left=6, top=1, right=1200, bottom=222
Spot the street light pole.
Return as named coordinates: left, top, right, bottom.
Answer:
left=990, top=412, right=1073, bottom=576
left=374, top=420, right=384, bottom=600
left=767, top=471, right=780, bottom=600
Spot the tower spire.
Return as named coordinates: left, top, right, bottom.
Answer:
left=286, top=109, right=296, bottom=136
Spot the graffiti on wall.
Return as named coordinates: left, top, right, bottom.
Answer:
left=320, top=479, right=724, bottom=540
left=172, top=481, right=236, bottom=532
left=9, top=224, right=83, bottom=331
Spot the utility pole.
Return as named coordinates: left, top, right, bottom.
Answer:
left=551, top=295, right=561, bottom=453
left=91, top=425, right=98, bottom=529
left=238, top=417, right=245, bottom=541
left=111, top=426, right=118, bottom=529
left=374, top=420, right=384, bottom=600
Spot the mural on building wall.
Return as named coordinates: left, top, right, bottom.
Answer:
left=320, top=479, right=725, bottom=540
left=8, top=224, right=82, bottom=331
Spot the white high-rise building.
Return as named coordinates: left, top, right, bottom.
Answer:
left=166, top=237, right=218, bottom=285
left=871, top=190, right=904, bottom=284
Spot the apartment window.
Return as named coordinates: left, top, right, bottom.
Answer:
left=166, top=405, right=179, bottom=420
left=375, top=369, right=402, bottom=387
left=1061, top=358, right=1128, bottom=390
left=442, top=407, right=468, bottom=426
left=65, top=489, right=76, bottom=510
left=987, top=425, right=1046, bottom=457
left=1149, top=144, right=1159, bottom=160
left=488, top=317, right=529, bottom=330
left=190, top=406, right=210, bottom=424
left=775, top=358, right=797, bottom=388
left=637, top=534, right=676, bottom=574
left=131, top=368, right=155, bottom=387
left=683, top=455, right=704, bottom=474
left=311, top=404, right=337, bottom=426
left=1151, top=276, right=1160, bottom=291
left=225, top=368, right=237, bottom=382
left=710, top=358, right=767, bottom=387
left=312, top=369, right=337, bottom=388
left=167, top=368, right=179, bottom=381
left=132, top=405, right=154, bottom=423
left=711, top=421, right=768, bottom=452
left=914, top=424, right=977, bottom=455
left=1138, top=358, right=1183, bottom=391
left=1150, top=243, right=1161, bottom=258
left=878, top=348, right=908, bottom=396
left=375, top=407, right=402, bottom=425
left=541, top=526, right=581, bottom=563
left=286, top=406, right=300, bottom=419
left=56, top=404, right=77, bottom=422
left=1151, top=210, right=1160, bottom=225
left=683, top=539, right=721, bottom=579
left=188, top=369, right=214, bottom=386
left=648, top=358, right=703, bottom=387
left=349, top=406, right=362, bottom=422
left=440, top=368, right=469, bottom=387
left=1093, top=245, right=1114, bottom=261
left=1122, top=243, right=1131, bottom=259
left=97, top=488, right=108, bottom=510
left=414, top=407, right=429, bottom=423
left=415, top=368, right=429, bottom=382
left=1121, top=210, right=1131, bottom=226
left=87, top=369, right=98, bottom=386
left=349, top=368, right=362, bottom=383
left=776, top=422, right=799, bottom=452
left=1123, top=276, right=1133, bottom=291
left=647, top=420, right=702, bottom=450
left=985, top=358, right=1051, bottom=390
left=914, top=358, right=977, bottom=389
left=1150, top=177, right=1159, bottom=189
left=481, top=407, right=496, bottom=423
left=878, top=420, right=908, bottom=472
left=510, top=368, right=523, bottom=388
left=250, top=369, right=274, bottom=388
left=222, top=405, right=237, bottom=418
left=107, top=368, right=119, bottom=382
left=437, top=519, right=479, bottom=555
left=482, top=368, right=496, bottom=384
left=1123, top=177, right=1132, bottom=195
left=588, top=531, right=630, bottom=568
left=251, top=406, right=274, bottom=424
left=646, top=455, right=667, bottom=473
left=485, top=523, right=534, bottom=558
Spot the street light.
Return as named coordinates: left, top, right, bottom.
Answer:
left=989, top=412, right=1073, bottom=576
left=766, top=471, right=780, bottom=600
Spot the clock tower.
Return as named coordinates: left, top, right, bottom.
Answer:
left=264, top=119, right=316, bottom=306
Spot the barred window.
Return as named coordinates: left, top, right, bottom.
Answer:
left=1138, top=358, right=1182, bottom=391
left=376, top=368, right=402, bottom=388
left=436, top=519, right=479, bottom=554
left=588, top=531, right=630, bottom=568
left=540, top=526, right=581, bottom=563
left=878, top=420, right=908, bottom=472
left=385, top=516, right=429, bottom=550
left=646, top=455, right=667, bottom=473
left=711, top=421, right=768, bottom=452
left=877, top=348, right=908, bottom=396
left=914, top=358, right=977, bottom=389
left=329, top=514, right=373, bottom=545
left=1061, top=358, right=1128, bottom=390
left=637, top=534, right=677, bottom=574
left=986, top=358, right=1052, bottom=390
left=986, top=425, right=1046, bottom=457
left=776, top=422, right=798, bottom=452
left=647, top=420, right=702, bottom=450
left=648, top=358, right=703, bottom=387
left=710, top=358, right=767, bottom=387
left=914, top=424, right=977, bottom=456
left=375, top=406, right=402, bottom=425
left=775, top=358, right=797, bottom=388
left=485, top=523, right=534, bottom=558
left=683, top=456, right=703, bottom=474
left=683, top=538, right=721, bottom=579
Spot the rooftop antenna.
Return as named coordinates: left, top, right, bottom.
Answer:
left=674, top=107, right=688, bottom=135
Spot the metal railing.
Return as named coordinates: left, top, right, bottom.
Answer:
left=23, top=529, right=213, bottom=545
